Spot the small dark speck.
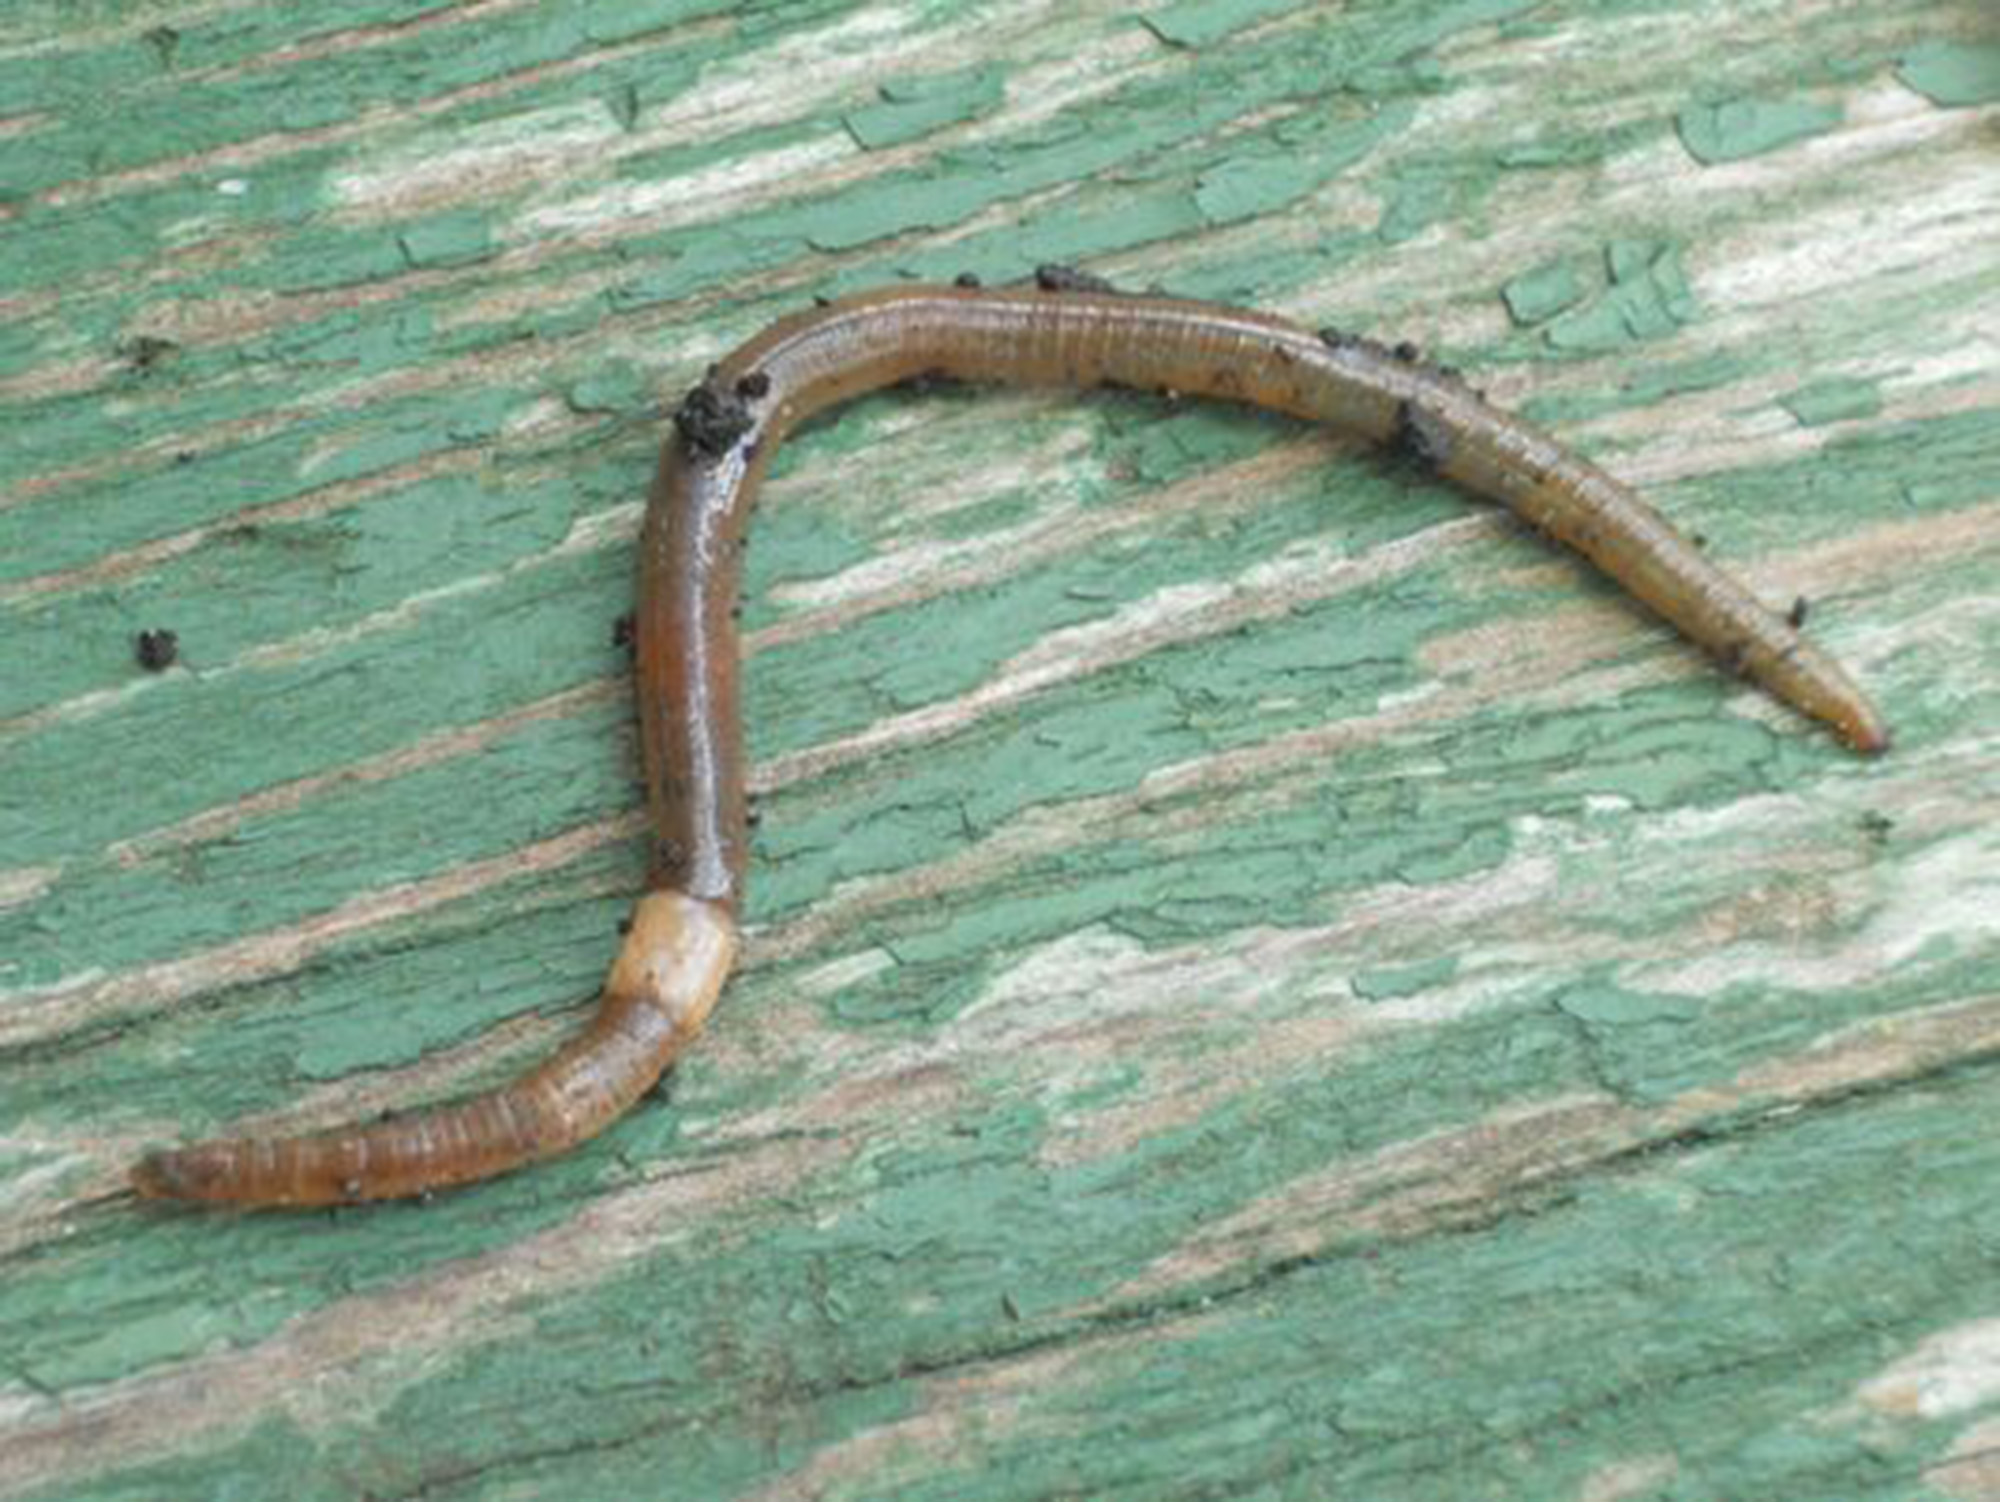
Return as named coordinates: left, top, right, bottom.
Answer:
left=813, top=294, right=834, bottom=308
left=1859, top=810, right=1894, bottom=844
left=954, top=271, right=982, bottom=288
left=1690, top=532, right=1709, bottom=550
left=1034, top=263, right=1119, bottom=295
left=1393, top=340, right=1421, bottom=362
left=141, top=25, right=179, bottom=65
left=174, top=450, right=196, bottom=465
left=1787, top=596, right=1810, bottom=628
left=618, top=916, right=634, bottom=935
left=1394, top=402, right=1454, bottom=468
left=123, top=335, right=180, bottom=372
left=673, top=380, right=756, bottom=457
left=134, top=628, right=179, bottom=671
left=613, top=611, right=636, bottom=651
left=735, top=370, right=771, bottom=400
left=899, top=366, right=961, bottom=396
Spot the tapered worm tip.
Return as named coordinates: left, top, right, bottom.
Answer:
left=1851, top=720, right=1892, bottom=756
left=1828, top=691, right=1892, bottom=756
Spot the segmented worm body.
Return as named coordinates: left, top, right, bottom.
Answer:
left=133, top=275, right=1887, bottom=1208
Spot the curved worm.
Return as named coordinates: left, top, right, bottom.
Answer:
left=132, top=275, right=1888, bottom=1207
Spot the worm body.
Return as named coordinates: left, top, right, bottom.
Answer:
left=134, top=277, right=1887, bottom=1207
left=131, top=893, right=734, bottom=1206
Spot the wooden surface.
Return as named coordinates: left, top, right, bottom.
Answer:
left=4, top=2, right=1997, bottom=1498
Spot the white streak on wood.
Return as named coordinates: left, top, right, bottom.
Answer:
left=1858, top=1317, right=2000, bottom=1420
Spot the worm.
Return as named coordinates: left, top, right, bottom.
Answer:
left=132, top=275, right=1888, bottom=1207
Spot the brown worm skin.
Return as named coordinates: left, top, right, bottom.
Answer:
left=130, top=892, right=734, bottom=1206
left=133, top=277, right=1888, bottom=1208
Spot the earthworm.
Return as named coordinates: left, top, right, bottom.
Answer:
left=132, top=274, right=1888, bottom=1208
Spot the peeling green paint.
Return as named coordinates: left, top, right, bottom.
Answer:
left=844, top=67, right=1005, bottom=150
left=1676, top=95, right=1843, bottom=164
left=1543, top=240, right=1697, bottom=353
left=1352, top=954, right=1457, bottom=1001
left=1781, top=376, right=1884, bottom=427
left=1557, top=982, right=1702, bottom=1027
left=1518, top=351, right=1749, bottom=426
left=397, top=211, right=499, bottom=271
left=1193, top=110, right=1404, bottom=226
left=1502, top=257, right=1589, bottom=326
left=1140, top=0, right=1299, bottom=49
left=1897, top=38, right=2000, bottom=106
left=1500, top=241, right=1701, bottom=352
left=562, top=359, right=653, bottom=417
left=1375, top=156, right=1494, bottom=245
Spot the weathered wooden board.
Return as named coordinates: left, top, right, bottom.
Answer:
left=3, top=1, right=1997, bottom=1498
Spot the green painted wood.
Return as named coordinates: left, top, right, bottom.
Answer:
left=3, top=2, right=1996, bottom=1498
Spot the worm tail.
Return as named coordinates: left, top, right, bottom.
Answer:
left=131, top=891, right=737, bottom=1208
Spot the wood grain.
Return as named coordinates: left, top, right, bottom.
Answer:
left=2, top=1, right=1995, bottom=1497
